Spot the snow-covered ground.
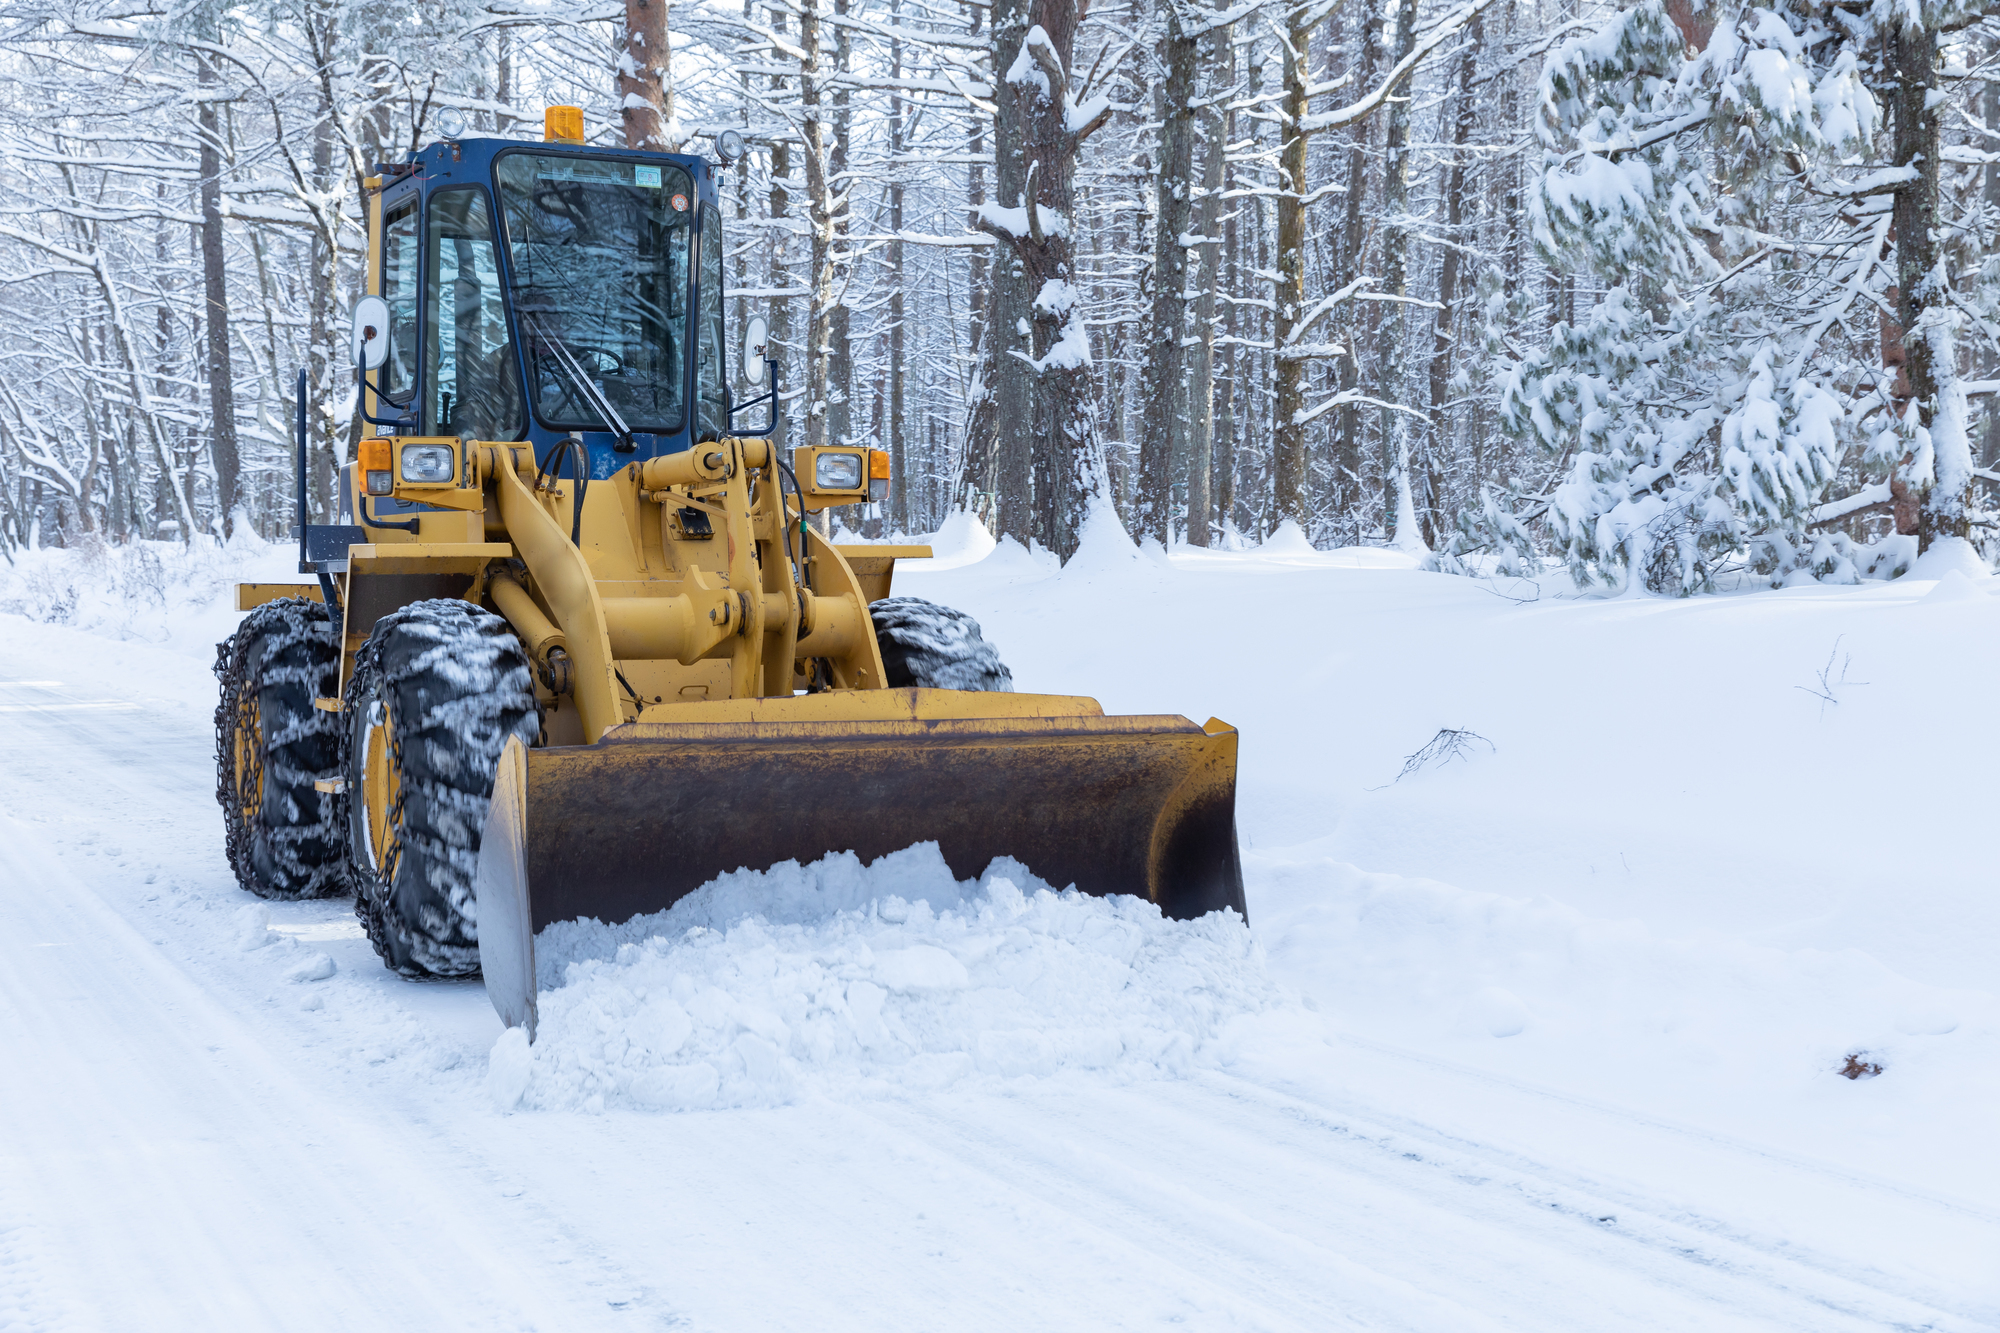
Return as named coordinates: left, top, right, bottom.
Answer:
left=1, top=522, right=1995, bottom=1331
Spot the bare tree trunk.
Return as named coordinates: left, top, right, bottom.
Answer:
left=768, top=4, right=793, bottom=453
left=960, top=319, right=1000, bottom=518
left=1270, top=3, right=1311, bottom=531
left=1377, top=0, right=1418, bottom=541
left=888, top=5, right=909, bottom=531
left=1986, top=55, right=2000, bottom=474
left=988, top=0, right=1035, bottom=544
left=800, top=0, right=834, bottom=454
left=305, top=1, right=340, bottom=524
left=1424, top=11, right=1479, bottom=549
left=827, top=0, right=854, bottom=454
left=196, top=37, right=238, bottom=538
left=1886, top=15, right=1971, bottom=550
left=1185, top=22, right=1230, bottom=547
left=1139, top=9, right=1198, bottom=544
left=1216, top=75, right=1239, bottom=536
left=76, top=316, right=122, bottom=541
left=144, top=180, right=201, bottom=542
left=1246, top=43, right=1271, bottom=534
left=981, top=0, right=1112, bottom=557
left=620, top=0, right=678, bottom=149
left=496, top=30, right=514, bottom=132
left=1089, top=179, right=1129, bottom=519
left=1334, top=0, right=1381, bottom=518
left=958, top=1, right=998, bottom=521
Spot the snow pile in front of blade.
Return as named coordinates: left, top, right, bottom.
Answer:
left=503, top=843, right=1286, bottom=1113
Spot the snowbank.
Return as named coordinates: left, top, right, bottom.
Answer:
left=837, top=507, right=1000, bottom=572
left=1247, top=849, right=2000, bottom=1199
left=0, top=532, right=299, bottom=661
left=499, top=843, right=1287, bottom=1113
left=1258, top=850, right=1992, bottom=1076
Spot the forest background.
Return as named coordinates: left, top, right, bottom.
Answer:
left=2, top=0, right=1998, bottom=594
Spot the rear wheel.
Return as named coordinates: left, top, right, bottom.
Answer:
left=213, top=598, right=344, bottom=899
left=869, top=597, right=1013, bottom=692
left=340, top=599, right=541, bottom=978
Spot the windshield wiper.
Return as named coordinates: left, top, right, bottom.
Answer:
left=528, top=314, right=637, bottom=452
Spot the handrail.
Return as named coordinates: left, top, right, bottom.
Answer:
left=296, top=368, right=342, bottom=609
left=358, top=494, right=420, bottom=534
left=296, top=368, right=308, bottom=573
left=727, top=356, right=780, bottom=437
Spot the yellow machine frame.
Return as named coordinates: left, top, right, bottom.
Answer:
left=237, top=156, right=1243, bottom=1037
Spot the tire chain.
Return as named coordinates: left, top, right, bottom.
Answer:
left=339, top=599, right=540, bottom=977
left=211, top=597, right=343, bottom=899
left=339, top=648, right=406, bottom=968
left=212, top=641, right=262, bottom=890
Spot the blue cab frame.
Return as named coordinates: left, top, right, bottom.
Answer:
left=371, top=134, right=725, bottom=481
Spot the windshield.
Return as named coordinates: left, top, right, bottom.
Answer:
left=494, top=152, right=693, bottom=434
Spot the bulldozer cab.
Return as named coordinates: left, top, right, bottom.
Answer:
left=360, top=134, right=731, bottom=474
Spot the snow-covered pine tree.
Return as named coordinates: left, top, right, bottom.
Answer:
left=1455, top=0, right=1992, bottom=593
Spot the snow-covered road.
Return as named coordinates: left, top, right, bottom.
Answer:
left=3, top=524, right=2000, bottom=1320
left=2, top=608, right=1994, bottom=1332
left=0, top=675, right=642, bottom=1329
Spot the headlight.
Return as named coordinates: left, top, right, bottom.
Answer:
left=814, top=451, right=863, bottom=490
left=401, top=444, right=455, bottom=483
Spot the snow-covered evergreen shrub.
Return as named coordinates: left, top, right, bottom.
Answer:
left=1452, top=0, right=1979, bottom=593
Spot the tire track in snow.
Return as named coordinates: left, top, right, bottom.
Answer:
left=1184, top=1068, right=1993, bottom=1331
left=1304, top=1032, right=2000, bottom=1318
left=1329, top=1032, right=2000, bottom=1226
left=0, top=816, right=655, bottom=1331
left=0, top=1215, right=79, bottom=1333
left=843, top=1077, right=1944, bottom=1332
left=0, top=633, right=683, bottom=1331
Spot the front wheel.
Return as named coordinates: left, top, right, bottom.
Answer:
left=868, top=597, right=1013, bottom=692
left=341, top=599, right=541, bottom=978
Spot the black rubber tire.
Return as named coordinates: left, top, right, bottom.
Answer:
left=869, top=597, right=1013, bottom=692
left=340, top=599, right=541, bottom=978
left=213, top=598, right=345, bottom=900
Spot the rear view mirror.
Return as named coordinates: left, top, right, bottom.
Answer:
left=743, top=314, right=769, bottom=386
left=351, top=295, right=391, bottom=372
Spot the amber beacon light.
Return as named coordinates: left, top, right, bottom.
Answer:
left=544, top=105, right=585, bottom=144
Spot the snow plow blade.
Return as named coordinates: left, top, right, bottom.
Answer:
left=475, top=689, right=1243, bottom=1036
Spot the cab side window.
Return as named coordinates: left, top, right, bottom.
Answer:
left=695, top=204, right=726, bottom=442
left=424, top=188, right=523, bottom=439
left=381, top=202, right=419, bottom=402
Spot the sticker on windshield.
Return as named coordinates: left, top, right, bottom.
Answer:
left=670, top=192, right=689, bottom=212
left=536, top=160, right=625, bottom=182
left=634, top=165, right=662, bottom=188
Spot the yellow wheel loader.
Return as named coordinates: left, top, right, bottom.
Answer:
left=214, top=110, right=1243, bottom=1036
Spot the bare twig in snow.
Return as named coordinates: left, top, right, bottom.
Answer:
left=1371, top=728, right=1495, bottom=789
left=1795, top=637, right=1868, bottom=718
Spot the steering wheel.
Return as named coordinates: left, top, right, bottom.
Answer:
left=534, top=347, right=626, bottom=424
left=582, top=346, right=629, bottom=379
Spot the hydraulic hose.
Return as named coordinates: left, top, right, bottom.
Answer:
left=777, top=455, right=810, bottom=592
left=534, top=435, right=590, bottom=547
